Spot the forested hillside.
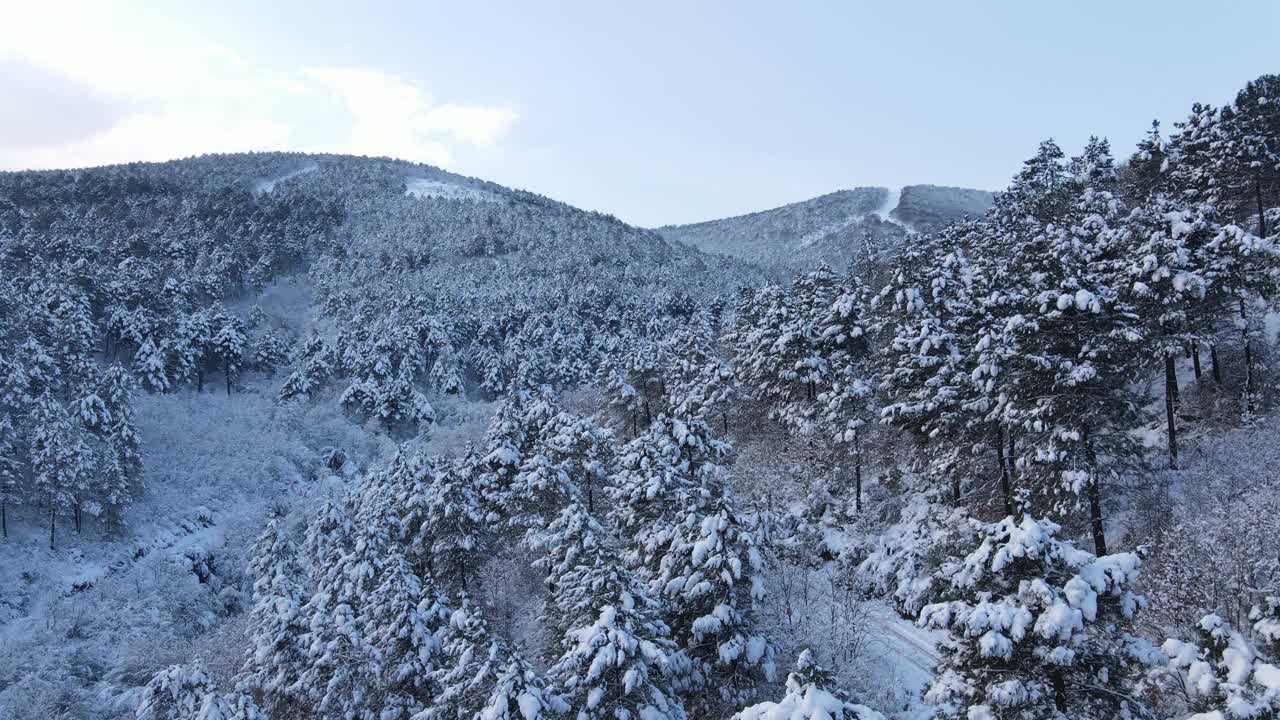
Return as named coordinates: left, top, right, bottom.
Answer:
left=2, top=75, right=1280, bottom=720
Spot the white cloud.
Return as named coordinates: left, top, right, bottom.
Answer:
left=0, top=3, right=517, bottom=170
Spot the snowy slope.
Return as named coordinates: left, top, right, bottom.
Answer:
left=658, top=185, right=989, bottom=271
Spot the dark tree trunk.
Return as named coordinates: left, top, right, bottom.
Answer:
left=951, top=476, right=961, bottom=506
left=49, top=506, right=56, bottom=551
left=197, top=369, right=204, bottom=393
left=2, top=500, right=6, bottom=538
left=996, top=428, right=1014, bottom=517
left=1164, top=355, right=1179, bottom=469
left=1084, top=425, right=1107, bottom=556
left=1052, top=669, right=1068, bottom=713
left=1211, top=344, right=1223, bottom=384
left=74, top=504, right=82, bottom=534
left=853, top=430, right=863, bottom=513
left=1242, top=297, right=1255, bottom=413
left=225, top=359, right=233, bottom=396
left=1191, top=342, right=1202, bottom=380
left=1259, top=177, right=1269, bottom=239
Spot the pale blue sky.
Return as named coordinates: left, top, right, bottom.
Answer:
left=1, top=1, right=1276, bottom=225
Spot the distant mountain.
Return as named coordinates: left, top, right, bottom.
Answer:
left=657, top=184, right=993, bottom=271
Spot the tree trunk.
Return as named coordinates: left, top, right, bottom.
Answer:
left=1052, top=669, right=1068, bottom=713
left=1008, top=431, right=1017, bottom=508
left=1165, top=354, right=1179, bottom=469
left=74, top=504, right=82, bottom=534
left=2, top=500, right=6, bottom=538
left=1211, top=344, right=1223, bottom=384
left=1084, top=425, right=1107, bottom=556
left=996, top=428, right=1014, bottom=517
left=853, top=430, right=863, bottom=513
left=225, top=359, right=233, bottom=396
left=1192, top=342, right=1202, bottom=380
left=49, top=506, right=56, bottom=551
left=1242, top=297, right=1255, bottom=414
left=1259, top=177, right=1269, bottom=239
left=197, top=369, right=204, bottom=393
left=951, top=475, right=961, bottom=506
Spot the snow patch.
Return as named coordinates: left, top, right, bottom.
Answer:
left=253, top=163, right=318, bottom=194
left=405, top=177, right=502, bottom=203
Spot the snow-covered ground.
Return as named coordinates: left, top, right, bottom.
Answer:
left=252, top=163, right=318, bottom=194
left=405, top=177, right=503, bottom=203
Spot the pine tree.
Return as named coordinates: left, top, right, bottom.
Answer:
left=919, top=516, right=1150, bottom=719
left=135, top=336, right=171, bottom=393
left=211, top=312, right=247, bottom=396
left=279, top=335, right=334, bottom=401
left=137, top=663, right=265, bottom=720
left=360, top=550, right=446, bottom=719
left=0, top=412, right=21, bottom=538
left=98, top=363, right=142, bottom=531
left=732, top=650, right=884, bottom=720
left=238, top=515, right=310, bottom=718
left=547, top=551, right=688, bottom=720
left=1152, top=613, right=1280, bottom=719
left=30, top=393, right=96, bottom=549
left=421, top=597, right=562, bottom=720
left=405, top=457, right=489, bottom=593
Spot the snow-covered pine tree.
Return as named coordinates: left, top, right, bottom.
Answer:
left=650, top=470, right=776, bottom=714
left=816, top=271, right=876, bottom=510
left=995, top=140, right=1147, bottom=553
left=135, top=336, right=170, bottom=393
left=360, top=550, right=447, bottom=720
left=1208, top=75, right=1280, bottom=237
left=238, top=515, right=310, bottom=718
left=1126, top=120, right=1171, bottom=204
left=421, top=596, right=562, bottom=720
left=1120, top=197, right=1216, bottom=468
left=857, top=490, right=973, bottom=620
left=919, top=515, right=1151, bottom=719
left=404, top=456, right=489, bottom=593
left=546, top=546, right=688, bottom=720
left=98, top=363, right=142, bottom=531
left=1151, top=613, right=1280, bottom=719
left=30, top=392, right=96, bottom=549
left=279, top=335, right=335, bottom=401
left=607, top=412, right=729, bottom=575
left=732, top=649, right=884, bottom=720
left=0, top=412, right=21, bottom=538
left=137, top=663, right=265, bottom=720
left=210, top=311, right=247, bottom=396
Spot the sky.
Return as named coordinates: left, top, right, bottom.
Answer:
left=1, top=1, right=1277, bottom=226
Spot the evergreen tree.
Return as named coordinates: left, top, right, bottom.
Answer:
left=1152, top=613, right=1280, bottom=719
left=732, top=650, right=884, bottom=720
left=211, top=312, right=247, bottom=396
left=238, top=515, right=310, bottom=718
left=30, top=392, right=96, bottom=549
left=919, top=516, right=1150, bottom=719
left=360, top=551, right=447, bottom=720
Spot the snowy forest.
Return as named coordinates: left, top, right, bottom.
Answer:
left=2, top=74, right=1280, bottom=720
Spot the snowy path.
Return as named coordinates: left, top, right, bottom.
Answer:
left=864, top=600, right=941, bottom=719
